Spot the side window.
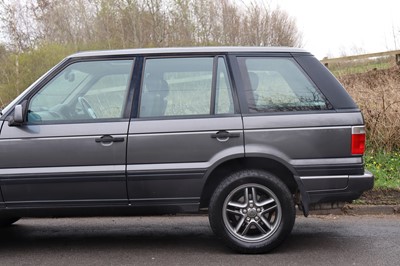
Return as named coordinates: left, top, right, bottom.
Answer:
left=139, top=57, right=235, bottom=118
left=237, top=57, right=331, bottom=112
left=215, top=57, right=234, bottom=114
left=29, top=60, right=134, bottom=122
left=82, top=74, right=130, bottom=118
left=139, top=57, right=213, bottom=117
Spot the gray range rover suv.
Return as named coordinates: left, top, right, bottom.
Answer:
left=0, top=47, right=373, bottom=253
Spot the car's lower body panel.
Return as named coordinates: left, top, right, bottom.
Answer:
left=0, top=202, right=201, bottom=218
left=0, top=165, right=128, bottom=206
left=300, top=171, right=374, bottom=204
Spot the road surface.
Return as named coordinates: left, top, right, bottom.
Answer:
left=0, top=215, right=399, bottom=265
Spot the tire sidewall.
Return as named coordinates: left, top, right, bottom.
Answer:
left=209, top=170, right=295, bottom=253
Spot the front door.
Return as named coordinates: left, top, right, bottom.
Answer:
left=0, top=59, right=134, bottom=208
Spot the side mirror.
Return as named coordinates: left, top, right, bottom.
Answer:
left=8, top=101, right=27, bottom=126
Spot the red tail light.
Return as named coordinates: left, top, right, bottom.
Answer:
left=351, top=126, right=366, bottom=155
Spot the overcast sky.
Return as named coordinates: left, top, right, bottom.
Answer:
left=242, top=0, right=400, bottom=59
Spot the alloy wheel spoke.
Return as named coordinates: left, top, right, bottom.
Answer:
left=257, top=198, right=275, bottom=208
left=227, top=201, right=246, bottom=209
left=261, top=204, right=277, bottom=215
left=244, top=187, right=250, bottom=205
left=241, top=221, right=253, bottom=236
left=235, top=216, right=246, bottom=233
left=254, top=221, right=268, bottom=235
left=226, top=208, right=244, bottom=216
left=260, top=215, right=273, bottom=230
left=251, top=187, right=257, bottom=202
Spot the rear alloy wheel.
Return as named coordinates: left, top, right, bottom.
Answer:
left=209, top=170, right=295, bottom=253
left=223, top=183, right=282, bottom=242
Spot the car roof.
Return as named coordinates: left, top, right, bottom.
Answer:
left=69, top=46, right=309, bottom=58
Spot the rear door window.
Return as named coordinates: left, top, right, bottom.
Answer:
left=139, top=56, right=235, bottom=118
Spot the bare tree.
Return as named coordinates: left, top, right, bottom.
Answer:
left=0, top=0, right=304, bottom=108
left=0, top=0, right=36, bottom=52
left=167, top=0, right=194, bottom=46
left=220, top=0, right=241, bottom=45
left=0, top=0, right=303, bottom=50
left=30, top=0, right=97, bottom=49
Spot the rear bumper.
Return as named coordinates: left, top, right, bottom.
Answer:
left=300, top=170, right=374, bottom=204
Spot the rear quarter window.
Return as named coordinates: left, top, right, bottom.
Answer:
left=237, top=57, right=332, bottom=113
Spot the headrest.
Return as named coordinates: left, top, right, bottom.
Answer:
left=144, top=75, right=169, bottom=97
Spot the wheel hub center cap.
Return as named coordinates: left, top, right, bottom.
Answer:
left=247, top=208, right=257, bottom=218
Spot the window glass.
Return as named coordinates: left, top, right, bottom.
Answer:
left=215, top=57, right=234, bottom=114
left=237, top=57, right=331, bottom=112
left=139, top=57, right=213, bottom=117
left=29, top=60, right=133, bottom=122
left=82, top=74, right=130, bottom=118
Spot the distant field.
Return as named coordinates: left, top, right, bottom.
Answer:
left=321, top=50, right=400, bottom=76
left=328, top=59, right=392, bottom=76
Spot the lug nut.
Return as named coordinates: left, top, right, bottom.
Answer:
left=256, top=208, right=261, bottom=212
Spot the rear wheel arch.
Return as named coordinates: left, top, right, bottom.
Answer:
left=200, top=156, right=299, bottom=209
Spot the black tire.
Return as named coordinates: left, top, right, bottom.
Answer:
left=209, top=169, right=295, bottom=254
left=0, top=217, right=20, bottom=227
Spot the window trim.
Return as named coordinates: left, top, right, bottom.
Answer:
left=210, top=57, right=218, bottom=115
left=214, top=56, right=236, bottom=115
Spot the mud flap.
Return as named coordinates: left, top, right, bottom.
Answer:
left=294, top=175, right=310, bottom=217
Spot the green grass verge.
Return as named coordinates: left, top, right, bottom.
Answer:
left=330, top=61, right=392, bottom=76
left=364, top=149, right=400, bottom=189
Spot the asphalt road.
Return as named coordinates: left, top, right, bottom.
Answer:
left=0, top=215, right=399, bottom=266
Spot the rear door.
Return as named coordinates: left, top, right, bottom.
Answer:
left=0, top=58, right=134, bottom=207
left=127, top=56, right=244, bottom=207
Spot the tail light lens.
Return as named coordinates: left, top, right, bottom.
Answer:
left=351, top=126, right=366, bottom=155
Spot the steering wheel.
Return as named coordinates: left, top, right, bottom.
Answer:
left=78, top=97, right=97, bottom=119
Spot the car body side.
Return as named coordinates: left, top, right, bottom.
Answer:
left=0, top=47, right=373, bottom=218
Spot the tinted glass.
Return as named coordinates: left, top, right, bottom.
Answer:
left=238, top=57, right=331, bottom=112
left=139, top=57, right=236, bottom=118
left=29, top=60, right=133, bottom=122
left=139, top=57, right=213, bottom=117
left=215, top=57, right=234, bottom=114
